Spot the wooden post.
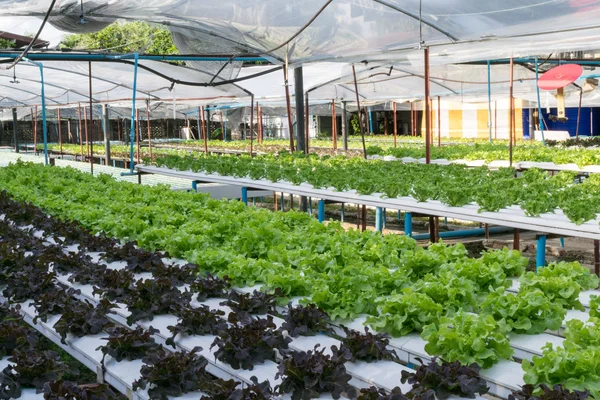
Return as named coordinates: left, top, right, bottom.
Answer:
left=437, top=96, right=441, bottom=147
left=200, top=106, right=208, bottom=154
left=393, top=102, right=397, bottom=147
left=410, top=102, right=415, bottom=137
left=33, top=106, right=37, bottom=154
left=361, top=205, right=367, bottom=232
left=117, top=117, right=121, bottom=143
left=258, top=104, right=263, bottom=144
left=250, top=96, right=254, bottom=156
left=513, top=228, right=520, bottom=251
left=305, top=93, right=310, bottom=153
left=84, top=106, right=89, bottom=159
left=78, top=104, right=83, bottom=160
left=146, top=101, right=152, bottom=159
left=332, top=100, right=337, bottom=151
left=283, top=67, right=295, bottom=152
left=136, top=108, right=140, bottom=164
left=58, top=108, right=62, bottom=157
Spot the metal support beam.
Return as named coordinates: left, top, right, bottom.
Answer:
left=241, top=187, right=248, bottom=206
left=102, top=104, right=111, bottom=167
left=376, top=207, right=383, bottom=232
left=342, top=101, right=348, bottom=151
left=405, top=212, right=413, bottom=236
left=12, top=108, right=18, bottom=153
left=424, top=48, right=431, bottom=164
left=318, top=200, right=325, bottom=222
left=536, top=235, right=547, bottom=270
left=295, top=67, right=306, bottom=154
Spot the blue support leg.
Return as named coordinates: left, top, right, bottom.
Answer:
left=536, top=235, right=547, bottom=271
left=281, top=193, right=284, bottom=211
left=376, top=207, right=383, bottom=232
left=398, top=211, right=401, bottom=222
left=253, top=197, right=256, bottom=206
left=341, top=203, right=345, bottom=222
left=318, top=200, right=325, bottom=223
left=560, top=237, right=565, bottom=248
left=382, top=208, right=386, bottom=229
left=405, top=212, right=413, bottom=237
left=242, top=187, right=248, bottom=205
left=192, top=181, right=197, bottom=192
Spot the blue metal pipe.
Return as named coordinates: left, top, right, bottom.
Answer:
left=23, top=58, right=48, bottom=165
left=196, top=109, right=201, bottom=141
left=404, top=212, right=413, bottom=237
left=535, top=57, right=546, bottom=146
left=411, top=226, right=513, bottom=241
left=536, top=235, right=547, bottom=270
left=375, top=207, right=383, bottom=232
left=318, top=200, right=325, bottom=222
left=241, top=187, right=248, bottom=205
left=368, top=107, right=374, bottom=134
left=122, top=53, right=139, bottom=176
left=0, top=53, right=266, bottom=62
left=192, top=181, right=197, bottom=192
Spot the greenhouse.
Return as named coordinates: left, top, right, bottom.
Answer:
left=1, top=1, right=600, bottom=399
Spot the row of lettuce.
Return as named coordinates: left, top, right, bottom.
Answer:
left=42, top=137, right=600, bottom=166
left=1, top=162, right=600, bottom=395
left=151, top=152, right=600, bottom=225
left=0, top=190, right=493, bottom=400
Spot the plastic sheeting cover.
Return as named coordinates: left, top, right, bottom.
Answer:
left=2, top=1, right=600, bottom=64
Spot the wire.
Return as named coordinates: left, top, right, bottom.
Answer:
left=2, top=0, right=57, bottom=70
left=263, top=0, right=333, bottom=55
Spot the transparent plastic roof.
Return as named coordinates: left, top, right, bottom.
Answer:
left=2, top=0, right=600, bottom=64
left=0, top=59, right=248, bottom=109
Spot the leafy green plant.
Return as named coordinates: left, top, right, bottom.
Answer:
left=42, top=380, right=121, bottom=400
left=123, top=277, right=192, bottom=325
left=357, top=386, right=407, bottom=400
left=401, top=357, right=489, bottom=399
left=0, top=321, right=38, bottom=357
left=340, top=327, right=398, bottom=363
left=190, top=274, right=231, bottom=301
left=509, top=384, right=590, bottom=400
left=367, top=290, right=443, bottom=337
left=133, top=348, right=211, bottom=400
left=98, top=326, right=162, bottom=365
left=166, top=305, right=227, bottom=347
left=480, top=247, right=528, bottom=277
left=54, top=299, right=115, bottom=344
left=480, top=289, right=566, bottom=334
left=31, top=287, right=81, bottom=323
left=276, top=346, right=356, bottom=400
left=220, top=289, right=282, bottom=316
left=519, top=272, right=585, bottom=311
left=211, top=316, right=291, bottom=370
left=282, top=303, right=333, bottom=337
left=421, top=311, right=514, bottom=369
left=4, top=349, right=75, bottom=390
left=199, top=376, right=274, bottom=400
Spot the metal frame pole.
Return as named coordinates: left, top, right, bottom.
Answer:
left=78, top=104, right=83, bottom=160
left=250, top=95, right=254, bottom=156
left=136, top=108, right=140, bottom=164
left=201, top=106, right=208, bottom=153
left=306, top=93, right=311, bottom=153
left=424, top=48, right=431, bottom=164
left=352, top=64, right=367, bottom=159
left=535, top=57, right=546, bottom=145
left=12, top=108, right=18, bottom=153
left=342, top=100, right=348, bottom=151
left=437, top=96, right=441, bottom=147
left=332, top=99, right=337, bottom=151
left=84, top=107, right=89, bottom=159
left=126, top=53, right=139, bottom=175
left=393, top=102, right=397, bottom=147
left=283, top=67, right=295, bottom=152
left=88, top=61, right=94, bottom=174
left=295, top=67, right=306, bottom=153
left=509, top=57, right=514, bottom=166
left=33, top=106, right=37, bottom=156
left=145, top=100, right=152, bottom=159
left=57, top=108, right=62, bottom=157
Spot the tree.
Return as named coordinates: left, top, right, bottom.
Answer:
left=0, top=39, right=16, bottom=49
left=59, top=21, right=178, bottom=55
